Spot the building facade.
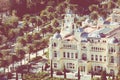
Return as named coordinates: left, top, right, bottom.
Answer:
left=49, top=8, right=120, bottom=75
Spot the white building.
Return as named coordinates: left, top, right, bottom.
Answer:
left=49, top=8, right=120, bottom=76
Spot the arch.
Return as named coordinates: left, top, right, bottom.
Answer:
left=110, top=69, right=114, bottom=75
left=82, top=53, right=87, bottom=60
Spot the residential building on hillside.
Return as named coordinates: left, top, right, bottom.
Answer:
left=49, top=8, right=120, bottom=76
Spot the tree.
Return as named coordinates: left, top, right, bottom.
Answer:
left=63, top=64, right=66, bottom=79
left=1, top=60, right=9, bottom=73
left=89, top=4, right=98, bottom=12
left=26, top=34, right=33, bottom=43
left=37, top=18, right=42, bottom=31
left=78, top=67, right=80, bottom=80
left=16, top=49, right=26, bottom=66
left=32, top=32, right=41, bottom=40
left=117, top=67, right=120, bottom=80
left=27, top=44, right=34, bottom=62
left=50, top=60, right=53, bottom=78
left=108, top=1, right=116, bottom=9
left=17, top=37, right=27, bottom=46
left=46, top=25, right=53, bottom=33
left=52, top=19, right=59, bottom=28
left=41, top=15, right=48, bottom=23
left=11, top=55, right=19, bottom=70
left=23, top=14, right=30, bottom=22
left=101, top=70, right=107, bottom=80
left=33, top=40, right=41, bottom=57
left=8, top=29, right=16, bottom=41
left=29, top=17, right=37, bottom=27
left=40, top=28, right=47, bottom=37
left=90, top=11, right=98, bottom=20
left=46, top=6, right=54, bottom=13
left=91, top=67, right=94, bottom=79
left=47, top=13, right=54, bottom=21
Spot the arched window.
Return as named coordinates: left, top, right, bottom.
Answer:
left=110, top=69, right=114, bottom=75
left=63, top=52, right=66, bottom=58
left=82, top=53, right=87, bottom=60
left=110, top=56, right=114, bottom=63
left=95, top=55, right=98, bottom=61
left=54, top=43, right=56, bottom=47
left=91, top=55, right=94, bottom=60
left=67, top=52, right=70, bottom=58
left=100, top=55, right=102, bottom=61
left=54, top=51, right=57, bottom=57
left=75, top=53, right=78, bottom=59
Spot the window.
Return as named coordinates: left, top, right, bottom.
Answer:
left=63, top=52, right=66, bottom=58
left=72, top=24, right=74, bottom=29
left=81, top=66, right=85, bottom=72
left=100, top=55, right=102, bottom=61
left=91, top=55, right=94, bottom=60
left=67, top=63, right=74, bottom=69
left=104, top=56, right=106, bottom=61
left=95, top=55, right=98, bottom=61
left=71, top=53, right=74, bottom=58
left=110, top=69, right=114, bottom=75
left=82, top=53, right=87, bottom=60
left=75, top=53, right=78, bottom=59
left=67, top=52, right=70, bottom=58
left=54, top=63, right=57, bottom=68
left=54, top=51, right=57, bottom=57
left=54, top=43, right=56, bottom=47
left=110, top=56, right=114, bottom=63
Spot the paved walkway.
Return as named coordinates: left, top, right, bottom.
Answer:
left=2, top=48, right=48, bottom=73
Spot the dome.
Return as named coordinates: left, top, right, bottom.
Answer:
left=81, top=32, right=88, bottom=38
left=53, top=32, right=62, bottom=39
left=108, top=37, right=119, bottom=44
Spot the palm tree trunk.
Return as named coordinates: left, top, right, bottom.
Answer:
left=43, top=49, right=44, bottom=54
left=50, top=60, right=53, bottom=78
left=29, top=53, right=30, bottom=62
left=12, top=62, right=14, bottom=71
left=20, top=60, right=22, bottom=66
left=4, top=67, right=5, bottom=74
left=8, top=66, right=9, bottom=72
left=16, top=71, right=18, bottom=80
left=36, top=51, right=37, bottom=58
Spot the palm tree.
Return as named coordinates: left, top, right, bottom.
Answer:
left=91, top=67, right=94, bottom=79
left=23, top=14, right=30, bottom=22
left=26, top=34, right=33, bottom=43
left=50, top=60, right=53, bottom=78
left=37, top=18, right=42, bottom=31
left=52, top=19, right=59, bottom=28
left=1, top=60, right=9, bottom=74
left=101, top=69, right=107, bottom=80
left=33, top=40, right=41, bottom=57
left=16, top=49, right=26, bottom=66
left=40, top=38, right=48, bottom=54
left=63, top=64, right=66, bottom=79
left=46, top=25, right=53, bottom=33
left=90, top=11, right=98, bottom=20
left=78, top=67, right=80, bottom=80
left=29, top=17, right=37, bottom=28
left=40, top=28, right=47, bottom=37
left=32, top=32, right=41, bottom=40
left=27, top=44, right=34, bottom=62
left=11, top=55, right=19, bottom=70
